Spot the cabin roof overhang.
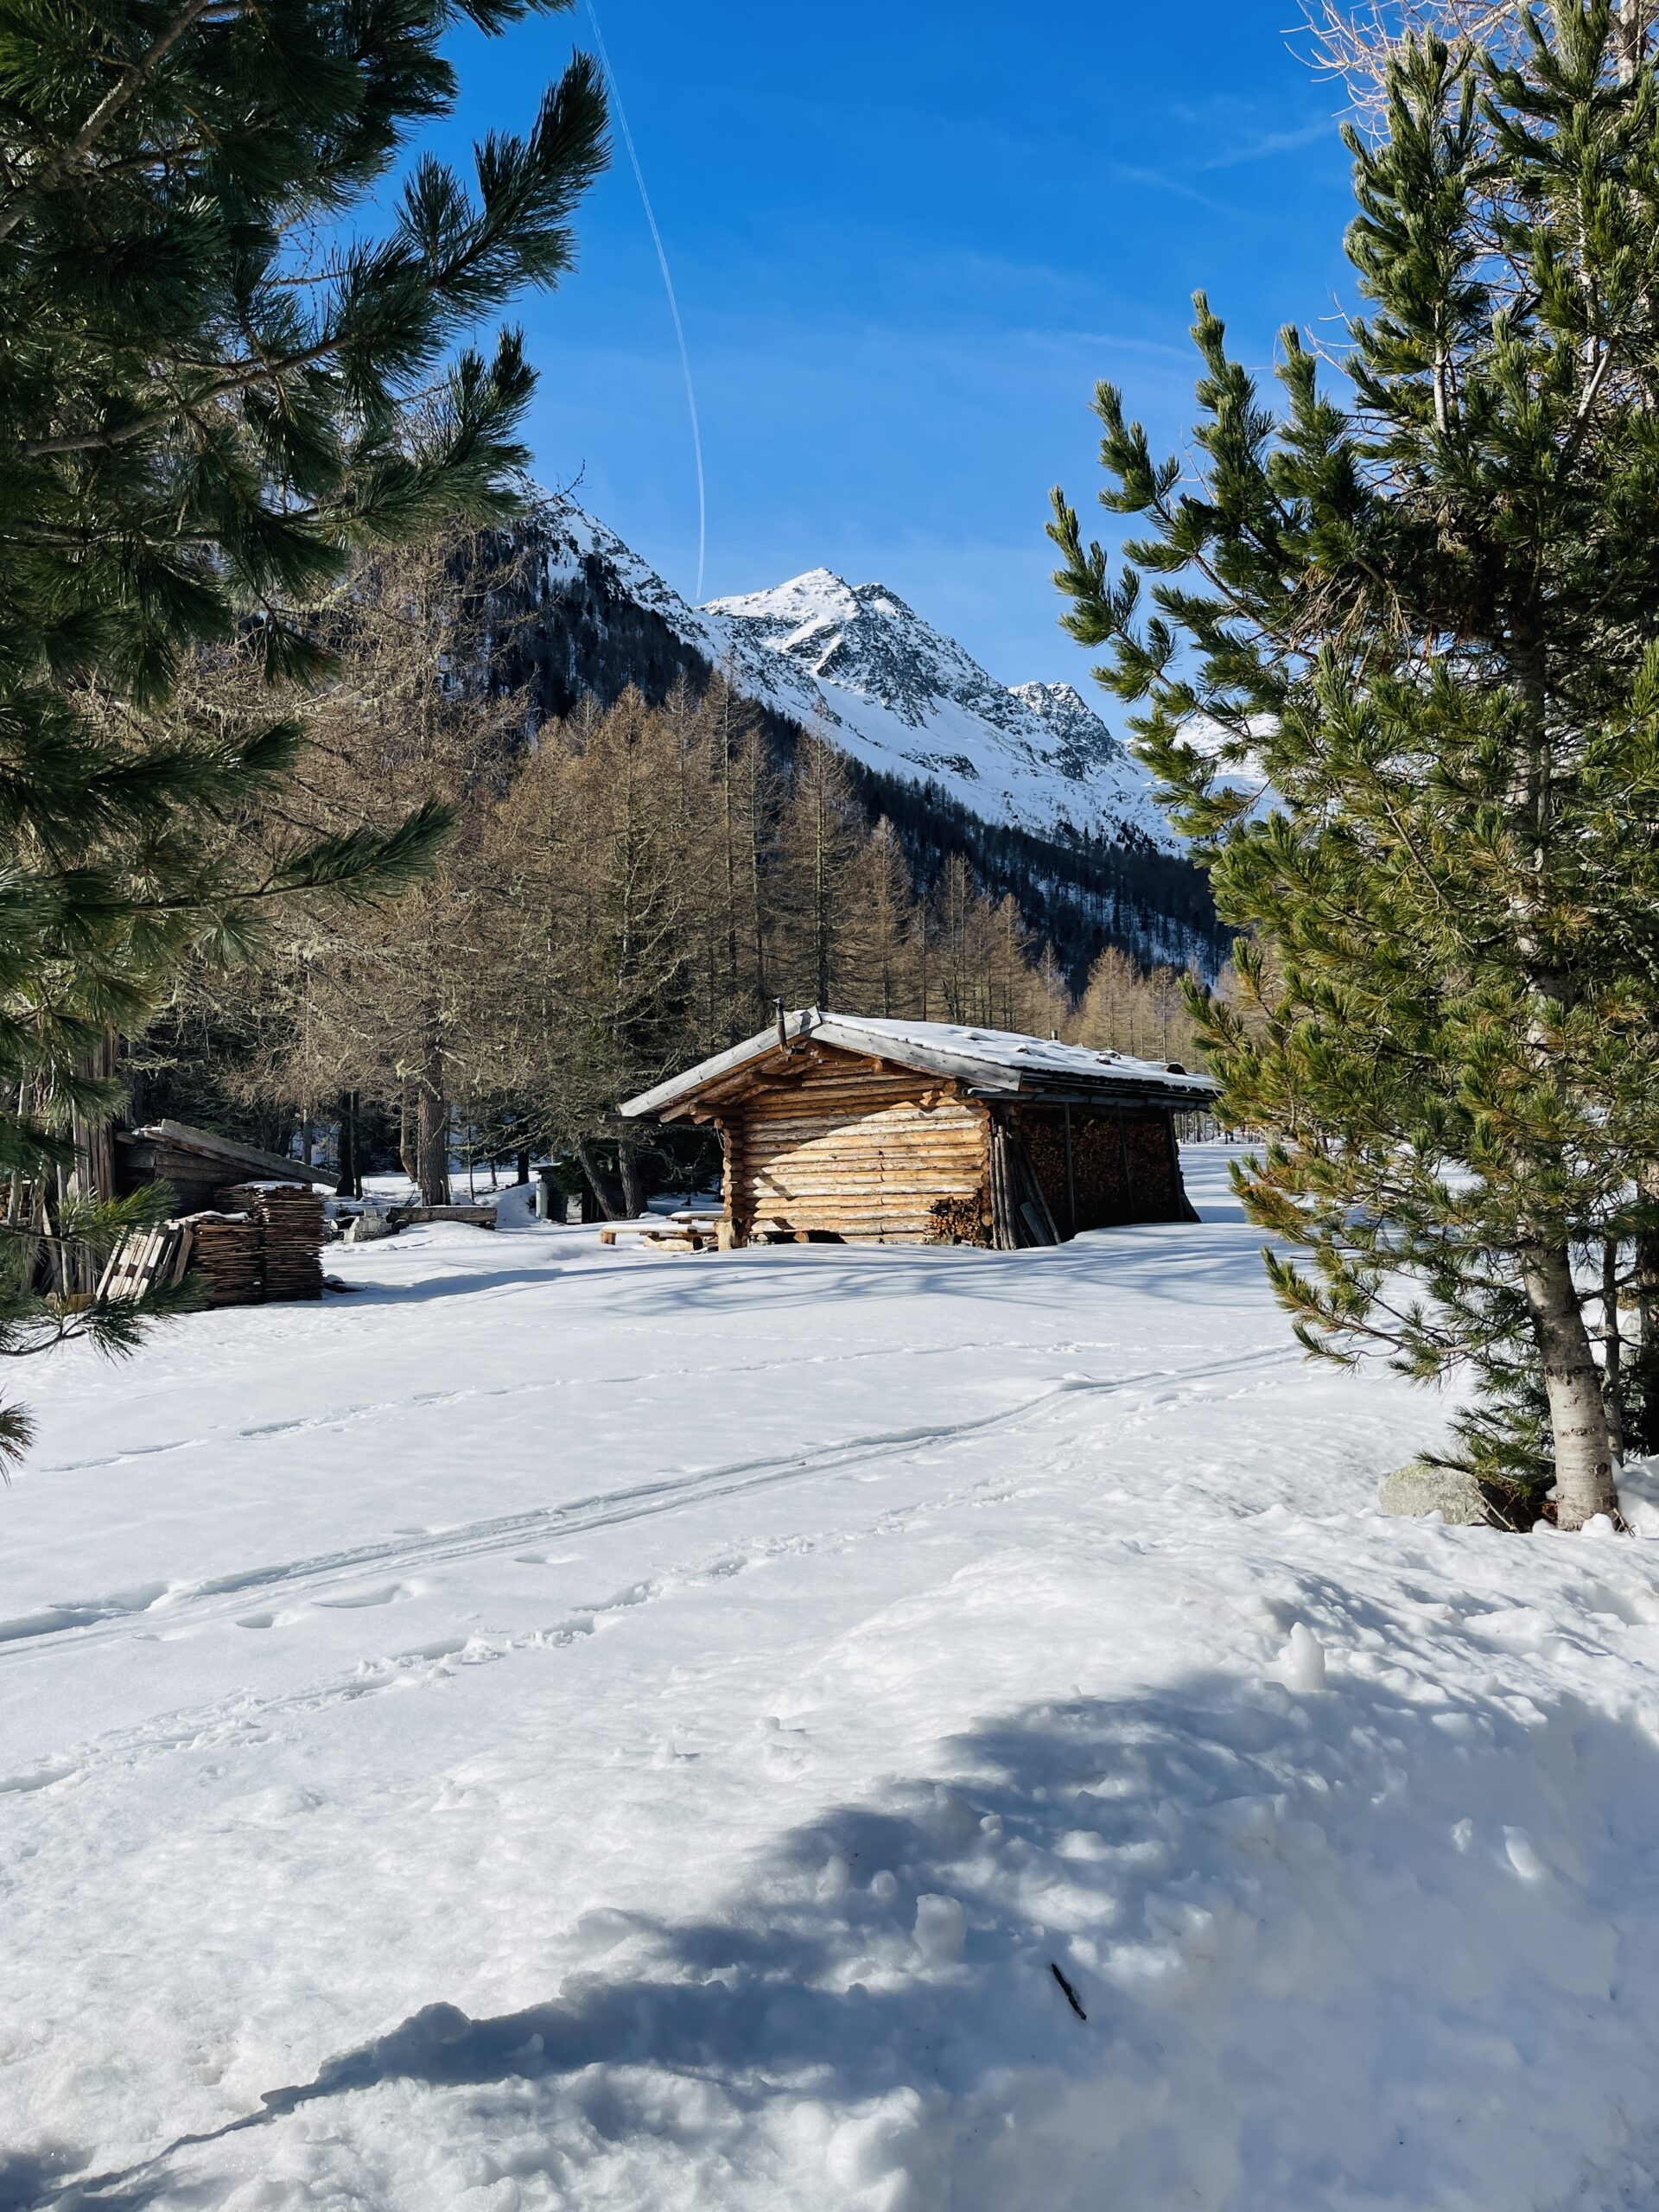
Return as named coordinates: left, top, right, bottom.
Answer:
left=620, top=1010, right=1219, bottom=1124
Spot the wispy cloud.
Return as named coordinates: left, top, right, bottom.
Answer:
left=1104, top=162, right=1230, bottom=215
left=1193, top=115, right=1342, bottom=172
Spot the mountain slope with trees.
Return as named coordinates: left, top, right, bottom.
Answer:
left=474, top=500, right=1225, bottom=984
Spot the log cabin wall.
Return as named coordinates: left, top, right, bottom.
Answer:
left=721, top=1053, right=991, bottom=1244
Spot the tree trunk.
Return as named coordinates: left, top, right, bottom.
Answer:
left=618, top=1135, right=646, bottom=1220
left=576, top=1137, right=625, bottom=1221
left=69, top=1033, right=119, bottom=1294
left=335, top=1090, right=360, bottom=1199
left=416, top=1032, right=450, bottom=1206
left=516, top=1147, right=531, bottom=1186
left=1629, top=1162, right=1659, bottom=1453
left=1602, top=1234, right=1626, bottom=1460
left=1526, top=1245, right=1621, bottom=1526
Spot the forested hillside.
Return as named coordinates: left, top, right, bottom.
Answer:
left=474, top=502, right=1229, bottom=982
left=133, top=528, right=1212, bottom=1208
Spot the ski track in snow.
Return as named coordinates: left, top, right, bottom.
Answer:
left=0, top=1353, right=1298, bottom=1814
left=0, top=1348, right=1288, bottom=1662
left=10, top=1154, right=1659, bottom=2212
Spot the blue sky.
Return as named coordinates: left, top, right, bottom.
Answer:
left=435, top=1, right=1357, bottom=695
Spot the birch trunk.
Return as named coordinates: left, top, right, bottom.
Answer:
left=1526, top=1245, right=1620, bottom=1526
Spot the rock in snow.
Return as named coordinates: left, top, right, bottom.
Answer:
left=8, top=1146, right=1659, bottom=2209
left=1377, top=1457, right=1511, bottom=1527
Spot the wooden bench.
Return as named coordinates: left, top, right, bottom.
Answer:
left=599, top=1214, right=730, bottom=1254
left=389, top=1203, right=497, bottom=1230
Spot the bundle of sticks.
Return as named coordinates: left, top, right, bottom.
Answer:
left=218, top=1182, right=326, bottom=1301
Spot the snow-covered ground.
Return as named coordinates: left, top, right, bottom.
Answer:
left=6, top=1151, right=1659, bottom=2209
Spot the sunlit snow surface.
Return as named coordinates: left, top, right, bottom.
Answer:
left=5, top=1152, right=1659, bottom=2209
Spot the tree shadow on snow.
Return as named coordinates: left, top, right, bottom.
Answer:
left=26, top=1636, right=1659, bottom=2210
left=333, top=1262, right=565, bottom=1308
left=566, top=1232, right=1275, bottom=1338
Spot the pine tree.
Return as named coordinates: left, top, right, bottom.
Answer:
left=1052, top=3, right=1659, bottom=1526
left=0, top=0, right=607, bottom=1446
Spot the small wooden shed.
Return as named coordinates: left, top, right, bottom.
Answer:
left=620, top=1011, right=1218, bottom=1249
left=114, top=1119, right=335, bottom=1215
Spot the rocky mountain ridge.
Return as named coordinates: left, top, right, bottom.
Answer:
left=486, top=495, right=1222, bottom=978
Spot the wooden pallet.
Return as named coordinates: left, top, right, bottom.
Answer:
left=98, top=1219, right=195, bottom=1302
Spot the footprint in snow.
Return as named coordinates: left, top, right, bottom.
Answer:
left=315, top=1582, right=418, bottom=1611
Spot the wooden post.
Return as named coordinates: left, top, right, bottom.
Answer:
left=988, top=1119, right=1019, bottom=1249
left=1163, top=1107, right=1198, bottom=1223
left=1116, top=1104, right=1136, bottom=1222
left=1063, top=1103, right=1077, bottom=1238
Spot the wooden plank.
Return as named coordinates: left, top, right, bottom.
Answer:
left=741, top=1175, right=982, bottom=1197
left=741, top=1132, right=982, bottom=1154
left=169, top=1223, right=195, bottom=1285
left=742, top=1091, right=959, bottom=1120
left=742, top=1111, right=944, bottom=1132
left=740, top=1140, right=983, bottom=1160
left=741, top=1169, right=983, bottom=1191
left=741, top=1154, right=983, bottom=1176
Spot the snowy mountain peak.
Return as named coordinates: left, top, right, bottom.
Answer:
left=705, top=562, right=1172, bottom=849
left=515, top=492, right=1177, bottom=853
left=709, top=569, right=1029, bottom=740
left=1010, top=681, right=1129, bottom=780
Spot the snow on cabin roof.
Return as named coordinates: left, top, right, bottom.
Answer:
left=620, top=1010, right=1217, bottom=1121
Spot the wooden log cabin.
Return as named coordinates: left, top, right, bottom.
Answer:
left=620, top=1012, right=1219, bottom=1249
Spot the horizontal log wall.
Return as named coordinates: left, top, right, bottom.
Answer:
left=723, top=1057, right=990, bottom=1244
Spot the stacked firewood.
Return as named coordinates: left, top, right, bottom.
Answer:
left=925, top=1194, right=991, bottom=1246
left=181, top=1211, right=264, bottom=1305
left=218, top=1182, right=325, bottom=1300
